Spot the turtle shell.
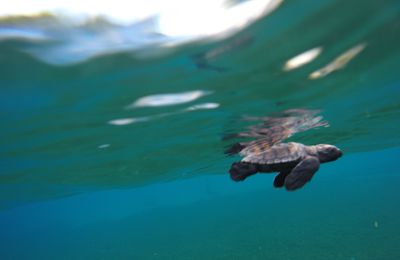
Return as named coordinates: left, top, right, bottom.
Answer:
left=240, top=142, right=305, bottom=165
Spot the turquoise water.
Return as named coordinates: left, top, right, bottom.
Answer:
left=1, top=148, right=400, bottom=259
left=1, top=0, right=400, bottom=259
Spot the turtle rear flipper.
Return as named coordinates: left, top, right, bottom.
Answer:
left=284, top=156, right=320, bottom=191
left=229, top=162, right=257, bottom=181
left=273, top=170, right=290, bottom=188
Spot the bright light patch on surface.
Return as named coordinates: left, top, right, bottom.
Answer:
left=108, top=118, right=148, bottom=126
left=309, top=43, right=367, bottom=79
left=0, top=0, right=283, bottom=65
left=283, top=47, right=322, bottom=71
left=110, top=103, right=219, bottom=126
left=186, top=103, right=220, bottom=111
left=128, top=90, right=212, bottom=108
left=0, top=0, right=282, bottom=30
left=0, top=0, right=161, bottom=24
left=158, top=0, right=283, bottom=38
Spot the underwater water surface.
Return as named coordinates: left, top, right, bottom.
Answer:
left=0, top=0, right=400, bottom=259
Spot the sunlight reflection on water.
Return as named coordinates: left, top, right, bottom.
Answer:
left=127, top=90, right=212, bottom=108
left=0, top=0, right=283, bottom=65
left=309, top=43, right=367, bottom=79
left=109, top=102, right=220, bottom=126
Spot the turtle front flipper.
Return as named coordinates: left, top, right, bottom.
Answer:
left=284, top=156, right=320, bottom=191
left=273, top=170, right=290, bottom=188
left=229, top=162, right=258, bottom=181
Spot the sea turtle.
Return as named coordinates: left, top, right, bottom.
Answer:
left=229, top=141, right=342, bottom=191
left=225, top=110, right=341, bottom=191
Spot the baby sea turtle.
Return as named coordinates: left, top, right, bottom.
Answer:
left=229, top=141, right=342, bottom=191
left=225, top=110, right=342, bottom=191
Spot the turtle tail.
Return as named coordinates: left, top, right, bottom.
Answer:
left=229, top=162, right=258, bottom=181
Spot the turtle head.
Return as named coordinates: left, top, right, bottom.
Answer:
left=315, top=144, right=342, bottom=163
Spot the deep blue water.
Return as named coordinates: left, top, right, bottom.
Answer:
left=1, top=0, right=400, bottom=259
left=1, top=147, right=400, bottom=259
